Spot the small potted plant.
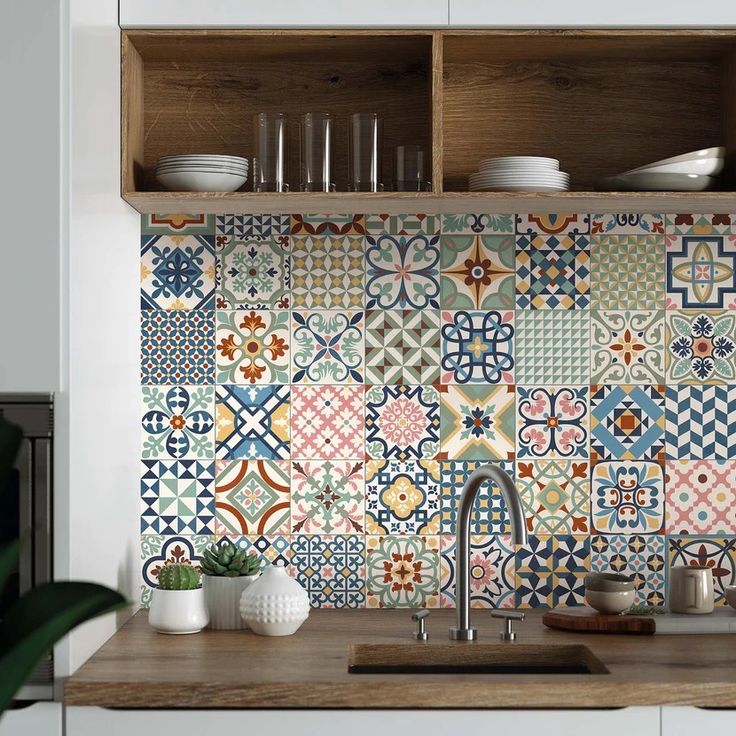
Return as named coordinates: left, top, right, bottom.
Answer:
left=201, top=540, right=261, bottom=630
left=148, top=563, right=208, bottom=634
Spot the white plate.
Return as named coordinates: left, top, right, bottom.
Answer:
left=157, top=163, right=249, bottom=175
left=470, top=171, right=569, bottom=180
left=623, top=157, right=723, bottom=177
left=470, top=183, right=569, bottom=192
left=157, top=169, right=248, bottom=192
left=158, top=154, right=249, bottom=164
left=470, top=174, right=570, bottom=185
left=597, top=172, right=715, bottom=192
left=479, top=156, right=559, bottom=170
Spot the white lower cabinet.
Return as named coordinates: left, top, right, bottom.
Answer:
left=0, top=703, right=62, bottom=736
left=662, top=706, right=736, bottom=734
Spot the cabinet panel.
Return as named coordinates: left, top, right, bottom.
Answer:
left=0, top=703, right=62, bottom=736
left=662, top=706, right=736, bottom=734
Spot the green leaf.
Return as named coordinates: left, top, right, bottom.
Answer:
left=0, top=538, right=23, bottom=599
left=714, top=358, right=735, bottom=380
left=670, top=358, right=692, bottom=380
left=671, top=316, right=692, bottom=338
left=713, top=315, right=735, bottom=337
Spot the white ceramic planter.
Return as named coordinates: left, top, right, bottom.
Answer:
left=203, top=575, right=256, bottom=630
left=149, top=588, right=208, bottom=634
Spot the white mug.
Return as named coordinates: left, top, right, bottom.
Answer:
left=669, top=565, right=714, bottom=614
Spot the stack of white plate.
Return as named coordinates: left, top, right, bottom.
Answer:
left=156, top=154, right=249, bottom=192
left=469, top=156, right=569, bottom=192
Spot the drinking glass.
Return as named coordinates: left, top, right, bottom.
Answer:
left=394, top=145, right=431, bottom=191
left=348, top=113, right=383, bottom=192
left=300, top=113, right=335, bottom=192
left=253, top=112, right=289, bottom=192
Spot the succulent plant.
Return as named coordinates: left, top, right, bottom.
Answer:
left=201, top=540, right=260, bottom=577
left=157, top=563, right=201, bottom=590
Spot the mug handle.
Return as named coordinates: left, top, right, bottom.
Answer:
left=687, top=571, right=704, bottom=609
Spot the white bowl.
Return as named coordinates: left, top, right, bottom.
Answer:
left=585, top=588, right=636, bottom=615
left=623, top=157, right=724, bottom=177
left=598, top=172, right=715, bottom=192
left=157, top=169, right=248, bottom=192
left=626, top=146, right=724, bottom=169
left=479, top=156, right=559, bottom=170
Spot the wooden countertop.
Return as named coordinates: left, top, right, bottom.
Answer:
left=64, top=609, right=736, bottom=709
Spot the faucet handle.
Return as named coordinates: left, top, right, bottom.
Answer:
left=491, top=610, right=525, bottom=640
left=411, top=609, right=430, bottom=640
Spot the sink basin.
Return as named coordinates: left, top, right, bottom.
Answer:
left=348, top=643, right=608, bottom=675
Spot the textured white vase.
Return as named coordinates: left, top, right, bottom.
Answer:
left=240, top=563, right=310, bottom=636
left=203, top=575, right=256, bottom=630
left=149, top=588, right=208, bottom=634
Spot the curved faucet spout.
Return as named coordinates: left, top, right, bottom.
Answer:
left=449, top=464, right=528, bottom=641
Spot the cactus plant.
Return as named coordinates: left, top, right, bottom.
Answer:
left=201, top=540, right=260, bottom=577
left=157, top=563, right=201, bottom=590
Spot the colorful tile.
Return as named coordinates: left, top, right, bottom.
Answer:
left=291, top=213, right=365, bottom=236
left=232, top=534, right=291, bottom=566
left=441, top=213, right=515, bottom=235
left=666, top=213, right=736, bottom=236
left=517, top=386, right=588, bottom=459
left=141, top=385, right=215, bottom=460
left=291, top=534, right=365, bottom=608
left=440, top=310, right=514, bottom=384
left=590, top=213, right=665, bottom=236
left=364, top=309, right=441, bottom=385
left=440, top=384, right=515, bottom=461
left=516, top=213, right=590, bottom=236
left=214, top=460, right=290, bottom=536
left=291, top=460, right=365, bottom=534
left=669, top=536, right=736, bottom=605
left=216, top=214, right=290, bottom=237
left=591, top=310, right=665, bottom=384
left=292, top=310, right=364, bottom=384
left=365, top=459, right=441, bottom=535
left=365, top=213, right=439, bottom=235
left=366, top=535, right=440, bottom=608
left=365, top=385, right=440, bottom=461
left=440, top=234, right=515, bottom=309
left=141, top=213, right=214, bottom=235
left=590, top=384, right=666, bottom=461
left=215, top=385, right=290, bottom=460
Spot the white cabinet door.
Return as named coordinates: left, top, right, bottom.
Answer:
left=662, top=707, right=736, bottom=734
left=0, top=703, right=62, bottom=736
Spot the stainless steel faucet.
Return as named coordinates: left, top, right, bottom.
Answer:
left=449, top=464, right=528, bottom=641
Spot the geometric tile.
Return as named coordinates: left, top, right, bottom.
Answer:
left=216, top=214, right=290, bottom=238
left=516, top=213, right=590, bottom=236
left=232, top=535, right=291, bottom=567
left=666, top=213, right=736, bottom=236
left=590, top=213, right=665, bottom=236
left=292, top=213, right=366, bottom=236
left=365, top=214, right=439, bottom=236
left=441, top=213, right=515, bottom=235
left=141, top=213, right=215, bottom=236
left=668, top=536, right=736, bottom=605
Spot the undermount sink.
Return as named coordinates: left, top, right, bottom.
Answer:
left=348, top=643, right=609, bottom=675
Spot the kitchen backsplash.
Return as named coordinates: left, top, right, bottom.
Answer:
left=139, top=211, right=736, bottom=610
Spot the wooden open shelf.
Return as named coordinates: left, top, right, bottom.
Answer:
left=122, top=29, right=736, bottom=214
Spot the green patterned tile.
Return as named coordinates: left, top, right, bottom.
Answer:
left=441, top=213, right=515, bottom=234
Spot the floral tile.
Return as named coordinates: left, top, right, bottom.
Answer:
left=364, top=309, right=441, bottom=385
left=291, top=235, right=364, bottom=309
left=665, top=385, right=736, bottom=459
left=591, top=534, right=665, bottom=606
left=517, top=386, right=588, bottom=459
left=292, top=310, right=364, bottom=384
left=440, top=460, right=514, bottom=535
left=515, top=311, right=590, bottom=384
left=666, top=235, right=736, bottom=309
left=516, top=213, right=590, bottom=236
left=232, top=534, right=291, bottom=567
left=216, top=214, right=290, bottom=237
left=669, top=536, right=736, bottom=605
left=291, top=534, right=365, bottom=608
left=517, top=460, right=590, bottom=535
left=590, top=213, right=665, bottom=235
left=291, top=460, right=365, bottom=534
left=665, top=459, right=736, bottom=534
left=590, top=235, right=666, bottom=310
left=439, top=385, right=515, bottom=461
left=365, top=459, right=441, bottom=535
left=216, top=310, right=290, bottom=384
left=141, top=234, right=215, bottom=310
left=666, top=213, right=736, bottom=236
left=590, top=385, right=666, bottom=462
left=291, top=213, right=365, bottom=236
left=440, top=234, right=515, bottom=309
left=441, top=213, right=515, bottom=235
left=591, top=461, right=664, bottom=534
left=665, top=310, right=736, bottom=383
left=440, top=310, right=514, bottom=384
left=365, top=535, right=440, bottom=608
left=365, top=385, right=440, bottom=461
left=141, top=310, right=215, bottom=385
left=440, top=534, right=515, bottom=608
left=515, top=233, right=590, bottom=309
left=291, top=385, right=364, bottom=459
left=141, top=460, right=215, bottom=535
left=141, top=385, right=215, bottom=459
left=365, top=232, right=440, bottom=309
left=215, top=385, right=289, bottom=460
left=591, top=310, right=665, bottom=384
left=365, top=213, right=440, bottom=235
left=215, top=235, right=290, bottom=309
left=141, top=213, right=215, bottom=235
left=214, top=460, right=290, bottom=536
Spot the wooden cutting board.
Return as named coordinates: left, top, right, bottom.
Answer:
left=543, top=608, right=656, bottom=634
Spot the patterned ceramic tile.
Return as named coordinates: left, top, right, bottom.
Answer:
left=515, top=311, right=590, bottom=384
left=591, top=310, right=665, bottom=384
left=291, top=460, right=365, bottom=534
left=365, top=232, right=440, bottom=309
left=364, top=309, right=441, bottom=385
left=440, top=234, right=515, bottom=309
left=590, top=534, right=665, bottom=606
left=365, top=385, right=440, bottom=461
left=440, top=534, right=515, bottom=608
left=291, top=385, right=364, bottom=460
left=665, top=460, right=736, bottom=534
left=590, top=235, right=666, bottom=310
left=233, top=534, right=291, bottom=566
left=516, top=213, right=590, bottom=236
left=590, top=213, right=665, bottom=235
left=214, top=460, right=290, bottom=536
left=441, top=213, right=515, bottom=235
left=141, top=385, right=215, bottom=459
left=365, top=459, right=441, bottom=535
left=291, top=534, right=365, bottom=608
left=591, top=461, right=664, bottom=534
left=292, top=310, right=364, bottom=384
left=517, top=460, right=589, bottom=535
left=517, top=386, right=588, bottom=459
left=291, top=213, right=365, bottom=236
left=365, top=535, right=440, bottom=608
left=516, top=233, right=590, bottom=309
left=666, top=214, right=736, bottom=236
left=365, top=213, right=439, bottom=235
left=141, top=460, right=215, bottom=535
left=141, top=310, right=215, bottom=385
left=440, top=310, right=514, bottom=384
left=141, top=235, right=216, bottom=310
left=142, top=213, right=215, bottom=235
left=669, top=536, right=736, bottom=605
left=216, top=214, right=290, bottom=237
left=215, top=385, right=290, bottom=460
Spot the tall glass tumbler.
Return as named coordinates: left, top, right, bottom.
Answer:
left=300, top=113, right=335, bottom=192
left=253, top=112, right=289, bottom=192
left=348, top=113, right=383, bottom=192
left=395, top=145, right=431, bottom=192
